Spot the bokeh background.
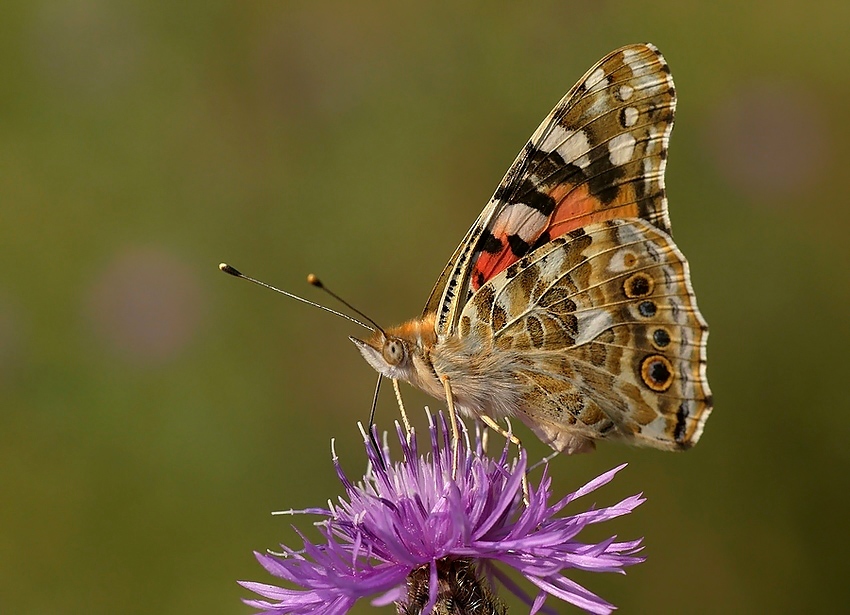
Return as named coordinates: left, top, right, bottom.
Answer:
left=3, top=1, right=849, bottom=613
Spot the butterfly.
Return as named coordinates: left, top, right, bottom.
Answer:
left=352, top=43, right=711, bottom=454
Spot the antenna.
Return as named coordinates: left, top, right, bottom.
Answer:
left=219, top=263, right=374, bottom=332
left=307, top=274, right=387, bottom=337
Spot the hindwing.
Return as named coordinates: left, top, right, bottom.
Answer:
left=458, top=219, right=711, bottom=452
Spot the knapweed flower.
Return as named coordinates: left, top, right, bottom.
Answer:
left=242, top=413, right=645, bottom=614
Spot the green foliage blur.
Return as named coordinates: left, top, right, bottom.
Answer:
left=2, top=1, right=849, bottom=613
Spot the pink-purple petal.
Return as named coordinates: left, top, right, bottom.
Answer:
left=242, top=412, right=645, bottom=614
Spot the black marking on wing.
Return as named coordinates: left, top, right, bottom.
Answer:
left=478, top=229, right=502, bottom=254
left=506, top=234, right=531, bottom=258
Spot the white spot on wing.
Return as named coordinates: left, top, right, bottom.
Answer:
left=643, top=415, right=670, bottom=440
left=541, top=125, right=591, bottom=169
left=538, top=249, right=568, bottom=283
left=498, top=203, right=548, bottom=242
left=621, top=48, right=642, bottom=69
left=574, top=307, right=614, bottom=346
left=618, top=84, right=634, bottom=101
left=584, top=67, right=607, bottom=93
left=623, top=106, right=639, bottom=127
left=608, top=133, right=637, bottom=165
left=607, top=248, right=636, bottom=273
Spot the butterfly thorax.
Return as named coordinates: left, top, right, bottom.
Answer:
left=352, top=313, right=524, bottom=422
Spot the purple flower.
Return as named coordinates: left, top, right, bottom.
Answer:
left=241, top=413, right=645, bottom=614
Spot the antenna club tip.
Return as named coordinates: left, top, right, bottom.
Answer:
left=219, top=263, right=242, bottom=277
left=307, top=273, right=323, bottom=288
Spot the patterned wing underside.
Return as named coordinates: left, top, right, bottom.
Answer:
left=424, top=43, right=677, bottom=337
left=458, top=219, right=711, bottom=452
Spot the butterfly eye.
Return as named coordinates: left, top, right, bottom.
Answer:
left=383, top=339, right=405, bottom=366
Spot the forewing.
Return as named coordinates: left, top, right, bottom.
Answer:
left=425, top=43, right=676, bottom=336
left=459, top=219, right=711, bottom=451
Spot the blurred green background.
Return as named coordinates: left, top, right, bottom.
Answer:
left=3, top=1, right=849, bottom=613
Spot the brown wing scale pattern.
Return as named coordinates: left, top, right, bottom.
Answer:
left=458, top=219, right=710, bottom=452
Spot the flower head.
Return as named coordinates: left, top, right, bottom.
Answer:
left=242, top=413, right=645, bottom=614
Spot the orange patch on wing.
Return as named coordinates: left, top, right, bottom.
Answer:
left=546, top=183, right=639, bottom=236
left=470, top=182, right=640, bottom=290
left=472, top=239, right=511, bottom=290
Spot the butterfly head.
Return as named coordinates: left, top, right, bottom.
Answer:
left=350, top=333, right=411, bottom=380
left=350, top=314, right=437, bottom=385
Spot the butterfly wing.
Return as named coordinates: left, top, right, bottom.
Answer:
left=424, top=43, right=676, bottom=337
left=458, top=219, right=711, bottom=452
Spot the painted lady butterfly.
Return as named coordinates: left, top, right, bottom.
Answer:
left=352, top=43, right=711, bottom=454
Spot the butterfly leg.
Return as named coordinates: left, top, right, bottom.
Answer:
left=478, top=415, right=530, bottom=504
left=480, top=421, right=489, bottom=453
left=391, top=378, right=413, bottom=436
left=440, top=375, right=461, bottom=478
